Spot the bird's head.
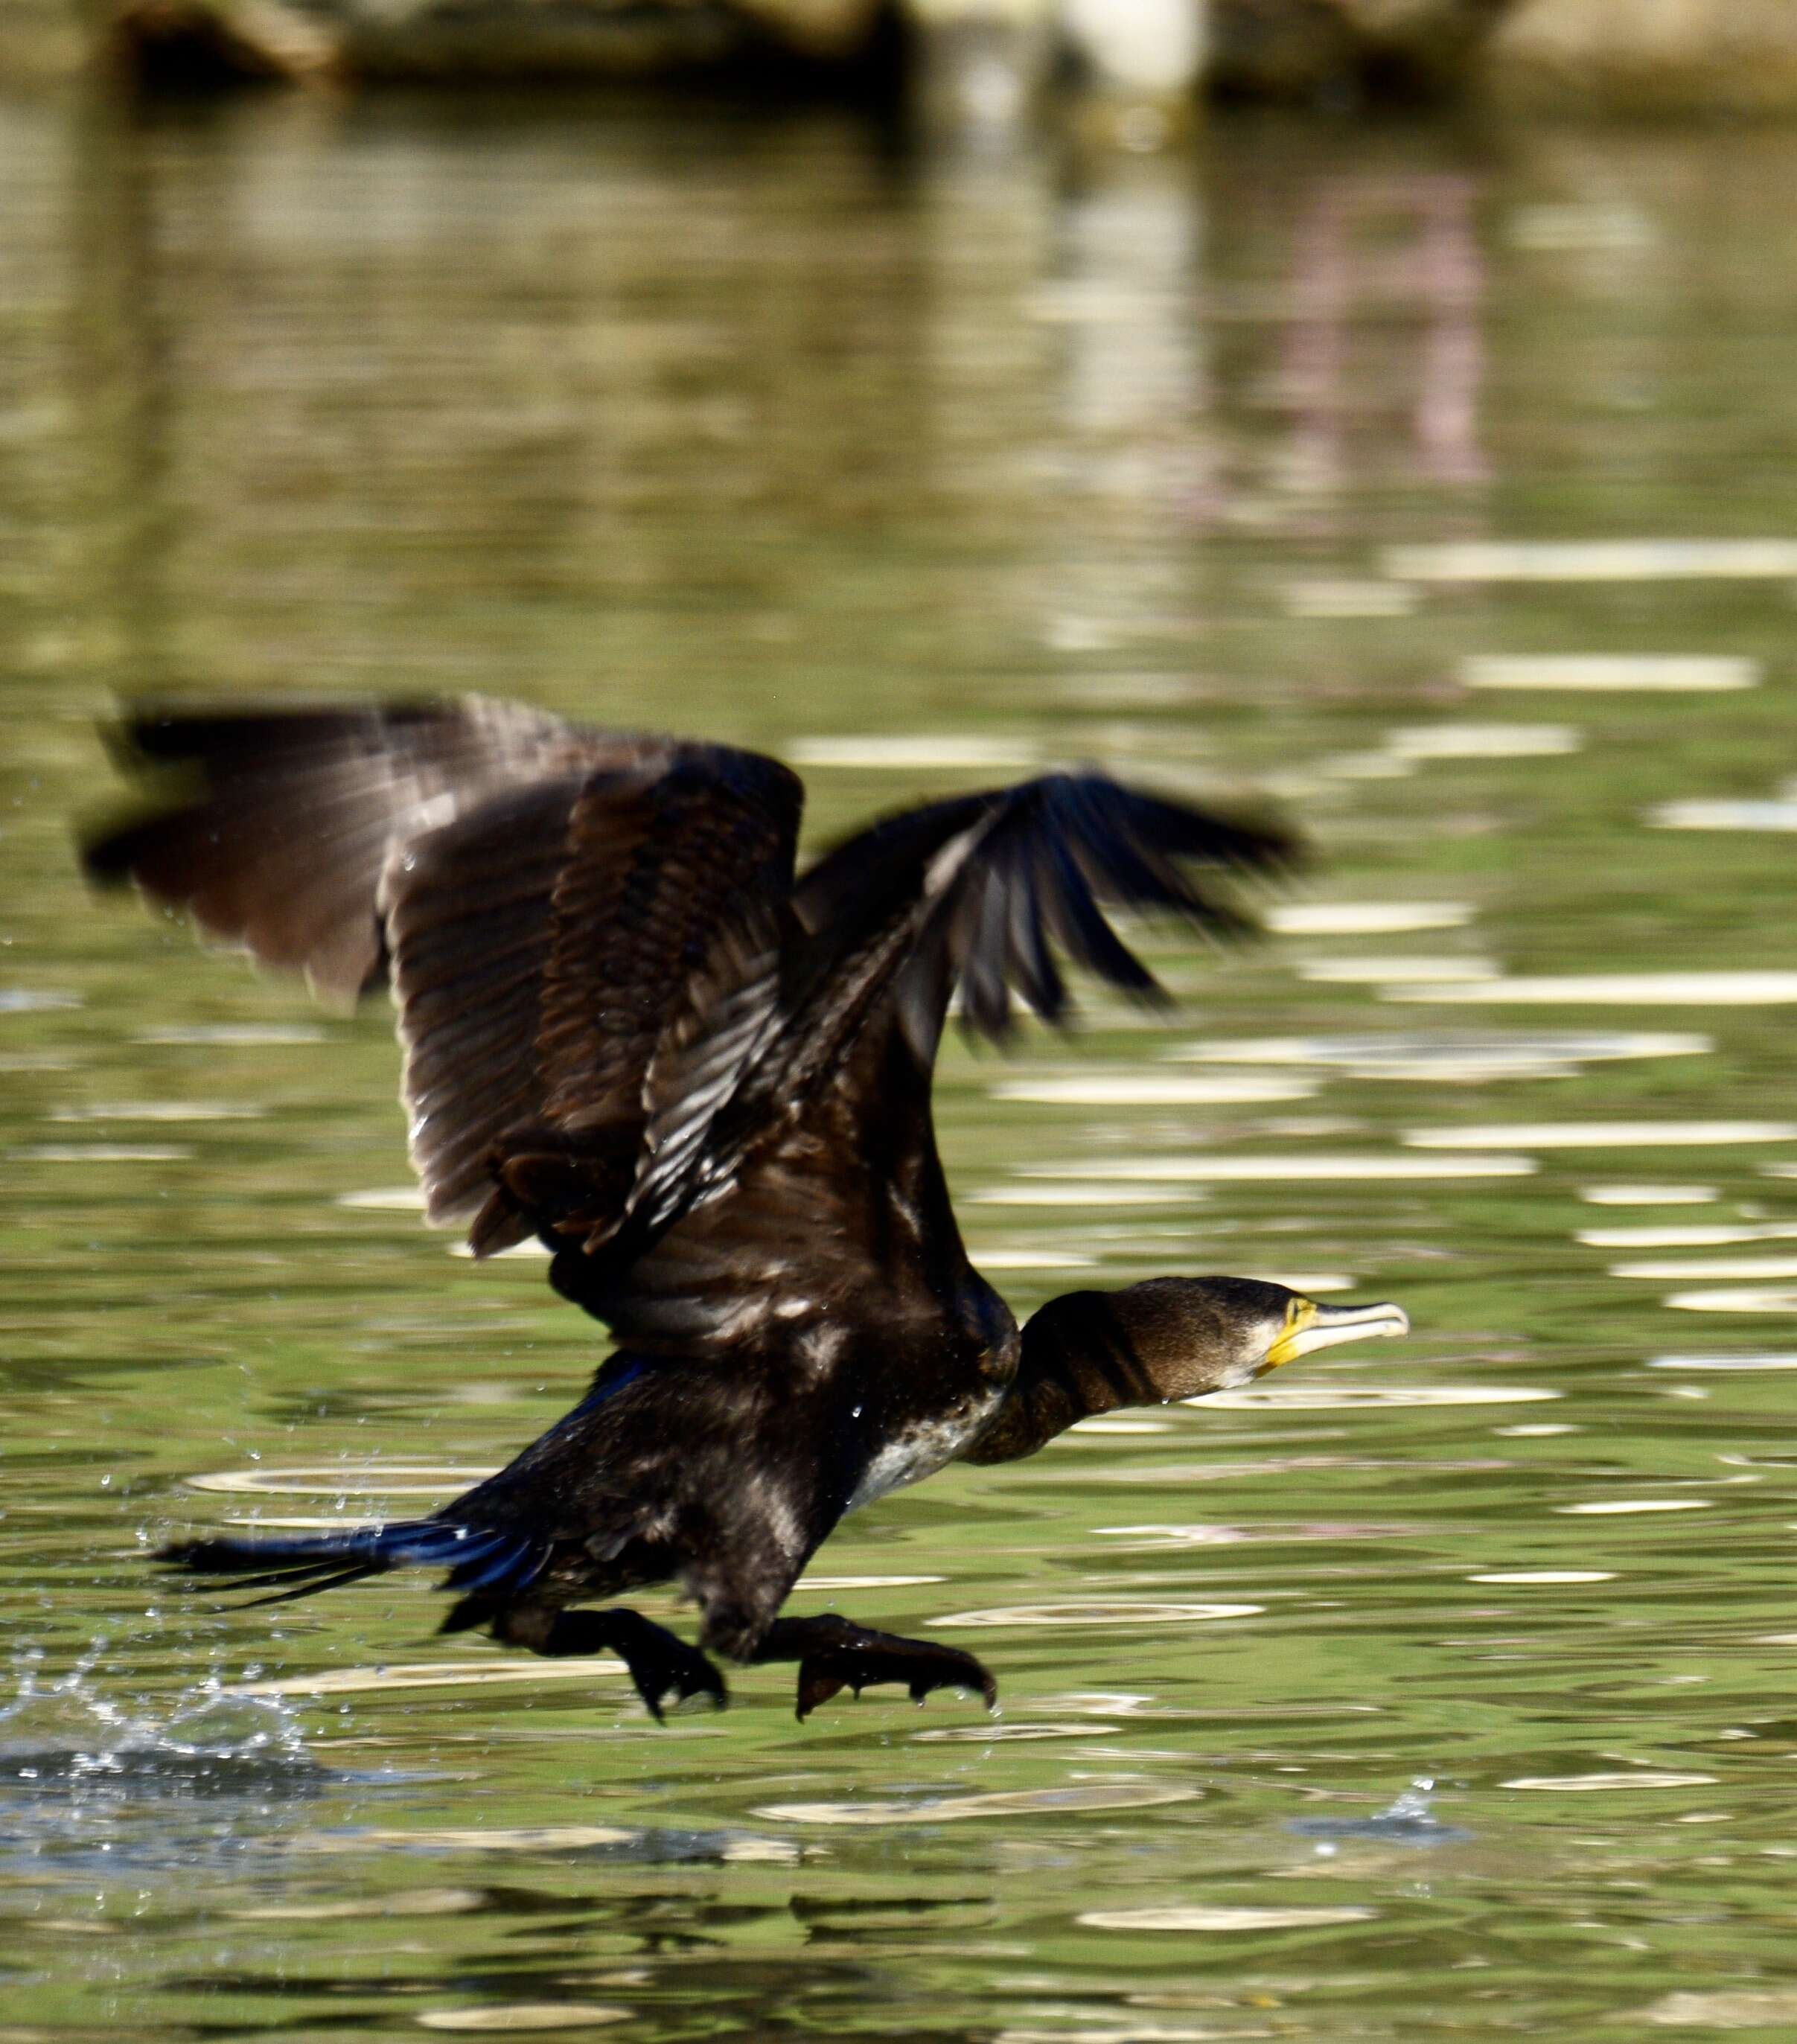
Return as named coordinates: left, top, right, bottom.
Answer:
left=1065, top=1274, right=1410, bottom=1402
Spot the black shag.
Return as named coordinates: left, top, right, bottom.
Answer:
left=85, top=699, right=1409, bottom=1720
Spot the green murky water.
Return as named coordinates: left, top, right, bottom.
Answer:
left=8, top=81, right=1797, bottom=2040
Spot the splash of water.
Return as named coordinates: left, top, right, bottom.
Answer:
left=1291, top=1775, right=1471, bottom=1845
left=0, top=1641, right=331, bottom=1877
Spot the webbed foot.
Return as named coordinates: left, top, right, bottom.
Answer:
left=753, top=1615, right=998, bottom=1722
left=540, top=1606, right=729, bottom=1722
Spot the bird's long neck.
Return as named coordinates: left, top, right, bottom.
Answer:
left=961, top=1286, right=1233, bottom=1466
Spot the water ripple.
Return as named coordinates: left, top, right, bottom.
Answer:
left=1407, top=1120, right=1797, bottom=1149
left=930, top=1602, right=1262, bottom=1629
left=188, top=1463, right=489, bottom=1497
left=1079, top=1903, right=1375, bottom=1931
left=1027, top=1153, right=1536, bottom=1182
left=757, top=1783, right=1199, bottom=1827
left=1265, top=902, right=1473, bottom=936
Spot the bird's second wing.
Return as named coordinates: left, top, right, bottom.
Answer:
left=785, top=770, right=1296, bottom=1070
left=562, top=770, right=1293, bottom=1356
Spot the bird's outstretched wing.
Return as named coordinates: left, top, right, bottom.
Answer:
left=785, top=771, right=1296, bottom=1067
left=83, top=699, right=803, bottom=1254
left=565, top=771, right=1294, bottom=1352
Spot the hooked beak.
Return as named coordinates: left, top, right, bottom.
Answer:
left=1265, top=1297, right=1410, bottom=1369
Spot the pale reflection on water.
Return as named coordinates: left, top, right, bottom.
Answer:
left=7, top=79, right=1797, bottom=2044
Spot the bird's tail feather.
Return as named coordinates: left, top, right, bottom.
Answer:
left=161, top=1519, right=550, bottom=1608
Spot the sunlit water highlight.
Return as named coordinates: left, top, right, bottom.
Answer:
left=1292, top=956, right=1501, bottom=986
left=1458, top=653, right=1761, bottom=690
left=1263, top=902, right=1475, bottom=936
left=1390, top=972, right=1797, bottom=1005
left=1181, top=1029, right=1708, bottom=1082
left=1029, top=1153, right=1538, bottom=1181
left=1650, top=798, right=1797, bottom=831
left=1393, top=543, right=1797, bottom=581
left=1384, top=723, right=1580, bottom=759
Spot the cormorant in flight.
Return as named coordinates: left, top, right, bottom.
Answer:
left=85, top=699, right=1408, bottom=1720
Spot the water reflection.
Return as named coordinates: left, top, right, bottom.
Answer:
left=1264, top=902, right=1475, bottom=936
left=756, top=1784, right=1199, bottom=1827
left=1648, top=1353, right=1797, bottom=1372
left=188, top=1463, right=485, bottom=1495
left=1458, top=654, right=1761, bottom=690
left=1469, top=1570, right=1615, bottom=1585
left=1027, top=1153, right=1537, bottom=1180
left=1651, top=798, right=1797, bottom=831
left=1196, top=1385, right=1557, bottom=1411
left=1613, top=1256, right=1797, bottom=1279
left=930, top=1601, right=1262, bottom=1629
left=1642, top=1993, right=1797, bottom=2031
left=1385, top=722, right=1580, bottom=759
left=231, top=1888, right=487, bottom=1917
left=990, top=1073, right=1317, bottom=1105
left=1499, top=1772, right=1715, bottom=1791
left=1079, top=1902, right=1375, bottom=1929
left=48, top=1100, right=264, bottom=1121
left=1391, top=972, right=1797, bottom=1005
left=1405, top=1119, right=1797, bottom=1149
left=1183, top=1029, right=1708, bottom=1082
left=1292, top=955, right=1499, bottom=985
left=416, top=2005, right=633, bottom=2031
left=1391, top=542, right=1797, bottom=581
left=1280, top=172, right=1487, bottom=500
left=14, top=1140, right=192, bottom=1161
left=1578, top=1224, right=1797, bottom=1247
left=1664, top=1286, right=1797, bottom=1314
left=232, top=1660, right=636, bottom=1699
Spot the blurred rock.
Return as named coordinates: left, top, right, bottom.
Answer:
left=110, top=0, right=345, bottom=85
left=106, top=0, right=883, bottom=83
left=1210, top=0, right=1513, bottom=100
left=1483, top=0, right=1797, bottom=114
left=339, top=0, right=884, bottom=78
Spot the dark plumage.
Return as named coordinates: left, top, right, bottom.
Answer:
left=84, top=697, right=1408, bottom=1721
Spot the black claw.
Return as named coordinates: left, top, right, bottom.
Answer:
left=790, top=1637, right=998, bottom=1722
left=633, top=1644, right=728, bottom=1723
left=538, top=1606, right=728, bottom=1722
left=753, top=1615, right=999, bottom=1722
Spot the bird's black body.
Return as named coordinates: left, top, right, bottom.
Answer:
left=86, top=697, right=1408, bottom=1719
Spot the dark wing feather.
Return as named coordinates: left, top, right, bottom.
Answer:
left=380, top=774, right=588, bottom=1228
left=83, top=698, right=592, bottom=1000
left=84, top=698, right=805, bottom=1253
left=470, top=747, right=802, bottom=1251
left=788, top=770, right=1294, bottom=1067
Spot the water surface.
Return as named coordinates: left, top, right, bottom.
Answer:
left=7, top=83, right=1797, bottom=2041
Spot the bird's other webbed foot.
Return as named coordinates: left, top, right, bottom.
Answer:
left=752, top=1615, right=998, bottom=1722
left=502, top=1605, right=728, bottom=1722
